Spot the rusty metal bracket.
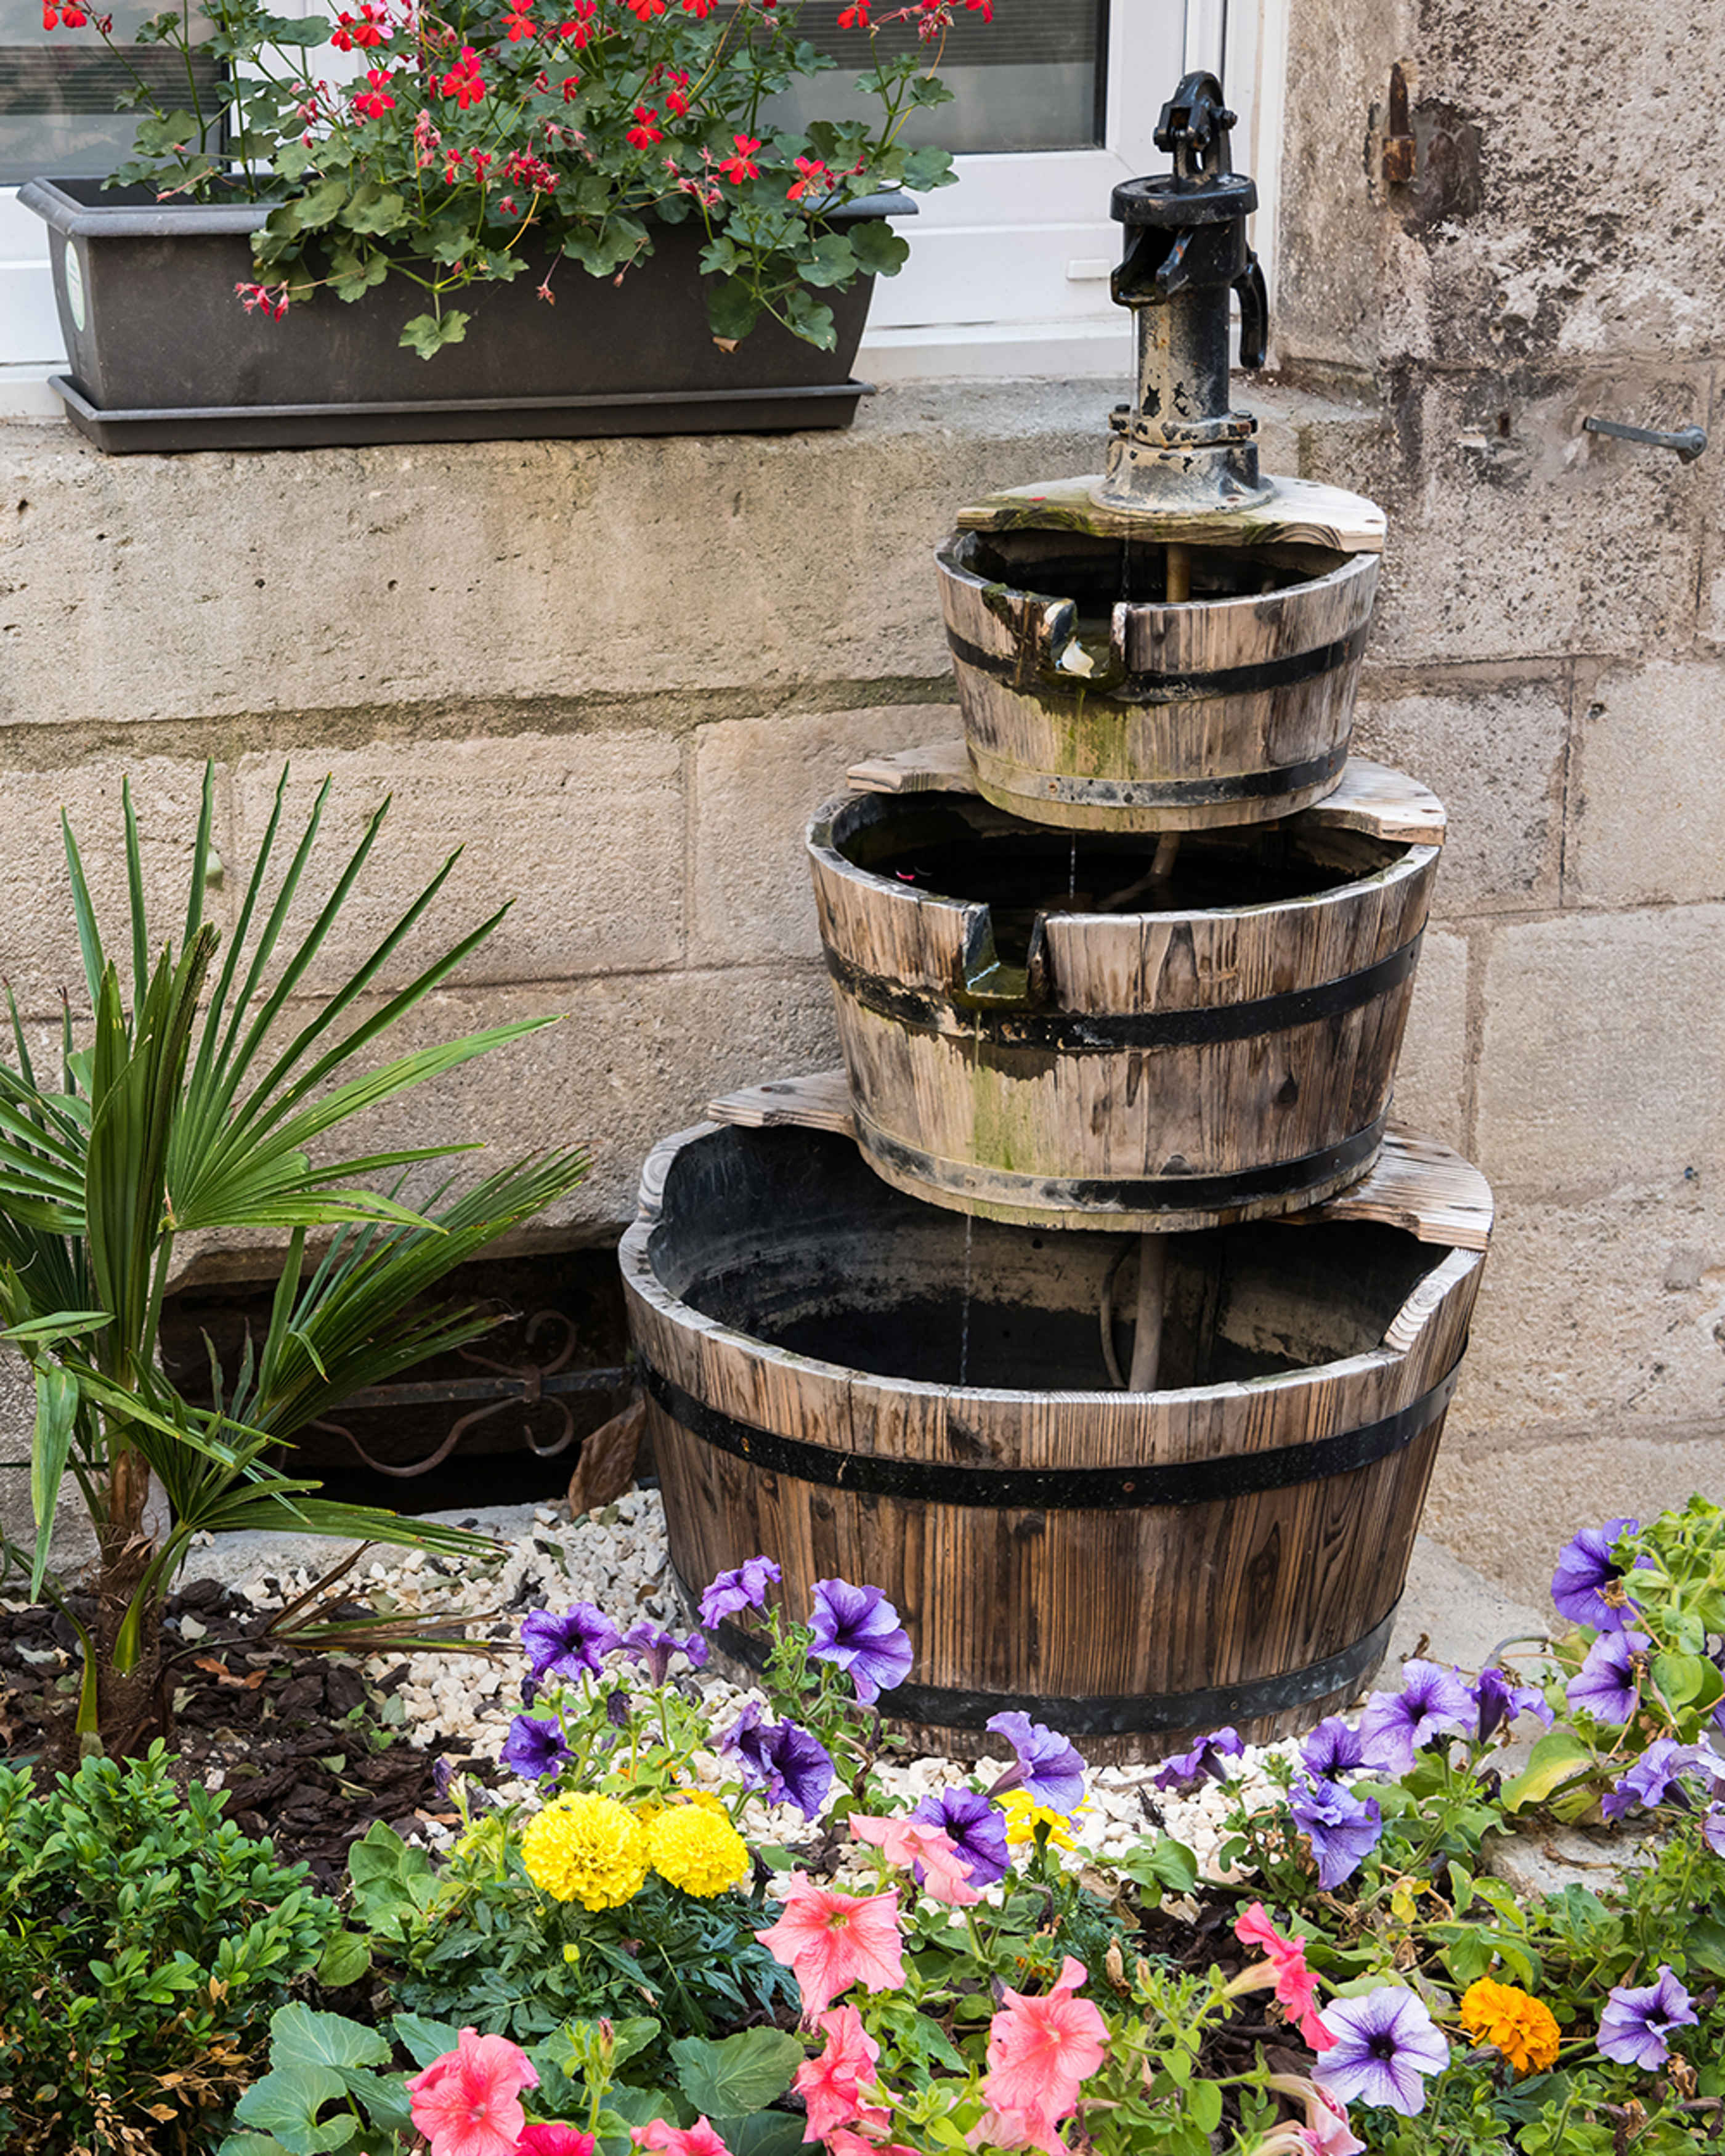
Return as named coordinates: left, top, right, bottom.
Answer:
left=309, top=1307, right=630, bottom=1479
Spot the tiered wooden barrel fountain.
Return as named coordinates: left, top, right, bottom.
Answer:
left=620, top=73, right=1495, bottom=1762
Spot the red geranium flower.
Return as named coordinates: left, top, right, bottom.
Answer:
left=439, top=46, right=487, bottom=105
left=626, top=103, right=662, bottom=147
left=716, top=132, right=760, bottom=183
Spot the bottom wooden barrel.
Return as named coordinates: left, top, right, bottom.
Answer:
left=619, top=1120, right=1491, bottom=1765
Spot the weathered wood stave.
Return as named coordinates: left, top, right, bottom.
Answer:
left=620, top=1121, right=1489, bottom=1764
left=808, top=788, right=1441, bottom=1231
left=935, top=525, right=1381, bottom=832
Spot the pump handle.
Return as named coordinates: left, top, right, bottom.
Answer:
left=1234, top=254, right=1268, bottom=368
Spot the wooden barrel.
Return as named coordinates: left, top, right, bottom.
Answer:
left=806, top=768, right=1442, bottom=1233
left=935, top=511, right=1381, bottom=833
left=620, top=1119, right=1492, bottom=1764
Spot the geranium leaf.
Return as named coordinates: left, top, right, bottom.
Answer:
left=269, top=2003, right=392, bottom=2073
left=670, top=2029, right=803, bottom=2118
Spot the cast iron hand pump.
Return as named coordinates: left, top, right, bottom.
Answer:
left=1097, top=70, right=1272, bottom=514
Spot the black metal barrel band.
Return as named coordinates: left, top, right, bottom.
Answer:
left=676, top=1570, right=1400, bottom=1737
left=1005, top=744, right=1350, bottom=810
left=856, top=1112, right=1387, bottom=1215
left=825, top=933, right=1423, bottom=1052
left=944, top=620, right=1371, bottom=710
left=640, top=1357, right=1459, bottom=1511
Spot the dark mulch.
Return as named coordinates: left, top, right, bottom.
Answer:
left=0, top=1577, right=495, bottom=1889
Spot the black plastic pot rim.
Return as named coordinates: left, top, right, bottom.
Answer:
left=18, top=174, right=916, bottom=241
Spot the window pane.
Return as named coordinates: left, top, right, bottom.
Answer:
left=0, top=1, right=221, bottom=185
left=765, top=0, right=1106, bottom=155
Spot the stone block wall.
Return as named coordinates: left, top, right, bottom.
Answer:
left=1277, top=0, right=1725, bottom=1596
left=3, top=0, right=1724, bottom=1597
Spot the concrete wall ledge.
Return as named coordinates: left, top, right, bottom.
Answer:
left=0, top=378, right=1384, bottom=740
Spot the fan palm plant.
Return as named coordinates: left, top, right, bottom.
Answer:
left=0, top=765, right=590, bottom=1757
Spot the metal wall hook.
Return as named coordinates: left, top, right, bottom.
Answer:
left=1582, top=416, right=1708, bottom=463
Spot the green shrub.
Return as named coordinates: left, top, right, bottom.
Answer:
left=0, top=1744, right=341, bottom=2154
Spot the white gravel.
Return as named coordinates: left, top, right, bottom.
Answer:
left=174, top=1486, right=1298, bottom=1871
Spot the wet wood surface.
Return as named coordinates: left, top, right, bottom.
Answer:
left=953, top=473, right=1388, bottom=555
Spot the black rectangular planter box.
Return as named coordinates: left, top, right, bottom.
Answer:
left=20, top=177, right=906, bottom=453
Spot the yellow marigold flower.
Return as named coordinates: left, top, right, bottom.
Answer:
left=1000, top=1791, right=1082, bottom=1850
left=1459, top=1976, right=1561, bottom=2075
left=647, top=1802, right=751, bottom=1897
left=521, top=1793, right=649, bottom=1910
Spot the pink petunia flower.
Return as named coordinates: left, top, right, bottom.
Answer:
left=1262, top=2075, right=1365, bottom=2156
left=848, top=1815, right=981, bottom=1905
left=632, top=2122, right=733, bottom=2156
left=794, top=2005, right=880, bottom=2142
left=756, top=1874, right=905, bottom=2019
left=982, top=1956, right=1107, bottom=2139
left=406, top=2028, right=538, bottom=2156
left=1232, top=1903, right=1336, bottom=2053
left=828, top=2132, right=919, bottom=2156
left=518, top=2130, right=598, bottom=2156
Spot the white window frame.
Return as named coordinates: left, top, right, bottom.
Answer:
left=0, top=0, right=1289, bottom=405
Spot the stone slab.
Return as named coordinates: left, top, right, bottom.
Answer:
left=1567, top=660, right=1725, bottom=909
left=1390, top=926, right=1469, bottom=1153
left=1351, top=676, right=1565, bottom=915
left=691, top=702, right=959, bottom=966
left=232, top=731, right=686, bottom=995
left=1475, top=905, right=1725, bottom=1196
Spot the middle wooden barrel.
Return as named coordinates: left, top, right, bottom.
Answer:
left=808, top=773, right=1442, bottom=1233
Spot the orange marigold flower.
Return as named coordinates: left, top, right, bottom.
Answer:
left=1459, top=1977, right=1561, bottom=2076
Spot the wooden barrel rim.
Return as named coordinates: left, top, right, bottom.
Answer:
left=808, top=789, right=1439, bottom=1015
left=935, top=534, right=1380, bottom=684
left=621, top=1124, right=1485, bottom=1468
left=680, top=1566, right=1401, bottom=1738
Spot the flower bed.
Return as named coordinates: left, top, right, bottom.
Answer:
left=9, top=1497, right=1725, bottom=2154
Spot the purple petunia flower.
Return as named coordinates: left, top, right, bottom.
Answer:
left=808, top=1578, right=915, bottom=1704
left=1565, top=1627, right=1651, bottom=1725
left=1357, top=1661, right=1475, bottom=1776
left=1705, top=1805, right=1725, bottom=1857
left=984, top=1711, right=1088, bottom=1815
left=623, top=1619, right=709, bottom=1687
left=1289, top=1775, right=1384, bottom=1889
left=1150, top=1726, right=1245, bottom=1794
left=1471, top=1666, right=1554, bottom=1743
left=1597, top=1965, right=1697, bottom=2069
left=521, top=1602, right=622, bottom=1682
left=1551, top=1517, right=1643, bottom=1631
left=911, top=1787, right=1011, bottom=1888
left=1316, top=1987, right=1450, bottom=2116
left=718, top=1704, right=835, bottom=1820
left=500, top=1712, right=570, bottom=1781
left=1601, top=1738, right=1724, bottom=1822
left=1301, top=1716, right=1368, bottom=1780
left=699, top=1555, right=781, bottom=1629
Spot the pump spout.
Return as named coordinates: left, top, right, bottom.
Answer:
left=1093, top=71, right=1272, bottom=516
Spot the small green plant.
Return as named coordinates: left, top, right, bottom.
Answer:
left=0, top=764, right=589, bottom=1757
left=0, top=1745, right=343, bottom=2154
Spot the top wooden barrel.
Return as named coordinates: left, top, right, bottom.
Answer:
left=937, top=474, right=1386, bottom=833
